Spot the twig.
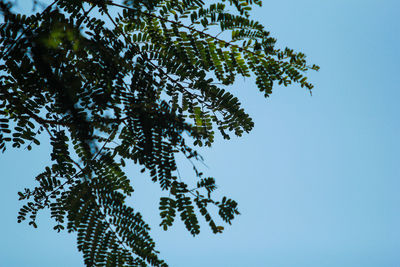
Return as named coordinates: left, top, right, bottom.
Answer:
left=108, top=1, right=268, bottom=60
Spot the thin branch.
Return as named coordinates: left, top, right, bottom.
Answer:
left=108, top=1, right=268, bottom=60
left=104, top=9, right=206, bottom=105
left=39, top=127, right=118, bottom=205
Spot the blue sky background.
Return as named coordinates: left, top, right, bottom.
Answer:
left=1, top=0, right=400, bottom=266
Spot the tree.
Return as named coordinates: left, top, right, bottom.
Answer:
left=0, top=0, right=318, bottom=265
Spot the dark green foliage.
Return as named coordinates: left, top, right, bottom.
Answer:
left=0, top=0, right=318, bottom=265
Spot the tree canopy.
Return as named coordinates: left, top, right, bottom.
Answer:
left=0, top=0, right=318, bottom=265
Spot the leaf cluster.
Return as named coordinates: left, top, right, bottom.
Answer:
left=0, top=0, right=318, bottom=265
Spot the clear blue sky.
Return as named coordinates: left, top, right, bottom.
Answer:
left=1, top=0, right=400, bottom=266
